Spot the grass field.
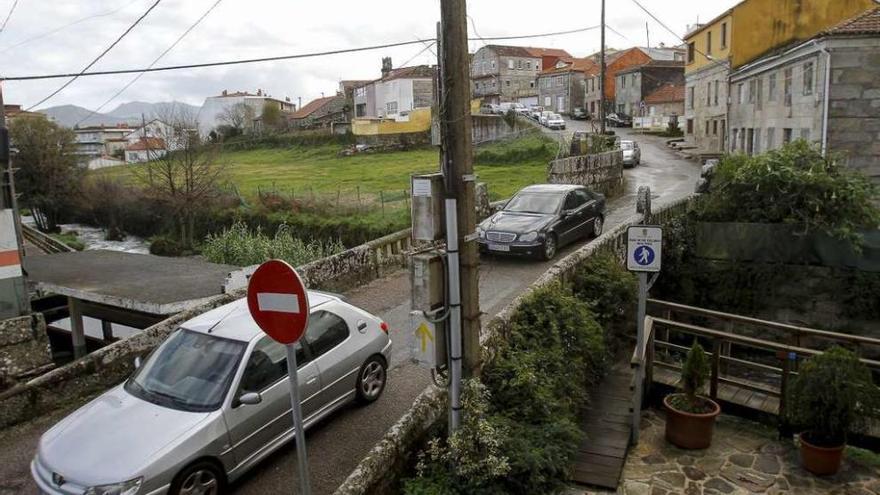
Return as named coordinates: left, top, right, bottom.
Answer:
left=95, top=132, right=555, bottom=205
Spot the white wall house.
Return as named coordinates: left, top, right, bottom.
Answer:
left=198, top=90, right=296, bottom=134
left=124, top=138, right=167, bottom=163
left=353, top=61, right=435, bottom=120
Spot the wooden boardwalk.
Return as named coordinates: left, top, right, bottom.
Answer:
left=571, top=362, right=633, bottom=489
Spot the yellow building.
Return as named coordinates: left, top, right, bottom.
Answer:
left=684, top=11, right=733, bottom=75
left=352, top=107, right=432, bottom=136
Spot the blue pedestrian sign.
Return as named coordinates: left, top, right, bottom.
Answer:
left=627, top=226, right=662, bottom=272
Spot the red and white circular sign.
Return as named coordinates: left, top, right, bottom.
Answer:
left=246, top=260, right=310, bottom=345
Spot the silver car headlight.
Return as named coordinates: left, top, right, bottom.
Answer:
left=519, top=231, right=539, bottom=242
left=84, top=477, right=143, bottom=495
left=476, top=225, right=486, bottom=239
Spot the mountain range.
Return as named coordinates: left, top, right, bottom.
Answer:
left=39, top=101, right=201, bottom=128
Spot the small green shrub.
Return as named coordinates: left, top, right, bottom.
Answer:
left=787, top=346, right=880, bottom=447
left=572, top=252, right=638, bottom=336
left=149, top=236, right=183, bottom=257
left=201, top=222, right=344, bottom=267
left=669, top=342, right=712, bottom=414
left=52, top=232, right=85, bottom=251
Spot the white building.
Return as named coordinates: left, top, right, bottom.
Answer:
left=353, top=59, right=436, bottom=119
left=198, top=89, right=296, bottom=134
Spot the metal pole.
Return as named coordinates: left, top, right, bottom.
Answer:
left=632, top=271, right=647, bottom=445
left=285, top=344, right=311, bottom=495
left=445, top=198, right=462, bottom=432
left=599, top=0, right=607, bottom=135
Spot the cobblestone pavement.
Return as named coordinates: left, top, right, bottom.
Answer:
left=567, top=410, right=880, bottom=495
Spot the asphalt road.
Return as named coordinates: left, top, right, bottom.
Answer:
left=0, top=123, right=700, bottom=495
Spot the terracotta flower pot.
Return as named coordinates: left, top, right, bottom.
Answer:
left=663, top=394, right=721, bottom=449
left=799, top=432, right=845, bottom=476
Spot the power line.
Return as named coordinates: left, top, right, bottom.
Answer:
left=0, top=0, right=142, bottom=54
left=628, top=0, right=720, bottom=63
left=0, top=0, right=20, bottom=35
left=399, top=41, right=436, bottom=69
left=77, top=0, right=224, bottom=126
left=25, top=0, right=162, bottom=111
left=5, top=25, right=603, bottom=83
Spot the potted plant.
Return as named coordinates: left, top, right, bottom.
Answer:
left=664, top=341, right=721, bottom=449
left=787, top=346, right=880, bottom=476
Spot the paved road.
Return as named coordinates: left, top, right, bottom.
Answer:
left=0, top=124, right=699, bottom=495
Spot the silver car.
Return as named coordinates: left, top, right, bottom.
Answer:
left=32, top=291, right=391, bottom=495
left=621, top=140, right=641, bottom=167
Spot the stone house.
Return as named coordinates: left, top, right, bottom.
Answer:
left=288, top=95, right=347, bottom=128
left=636, top=83, right=685, bottom=130
left=727, top=6, right=880, bottom=182
left=471, top=45, right=572, bottom=106
left=536, top=58, right=596, bottom=115
left=614, top=61, right=685, bottom=117
left=353, top=59, right=435, bottom=119
left=583, top=47, right=683, bottom=118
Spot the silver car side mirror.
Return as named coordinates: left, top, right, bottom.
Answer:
left=238, top=392, right=262, bottom=406
left=134, top=356, right=142, bottom=369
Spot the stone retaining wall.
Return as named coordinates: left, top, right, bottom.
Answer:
left=0, top=314, right=50, bottom=387
left=547, top=149, right=624, bottom=197
left=0, top=228, right=415, bottom=429
left=333, top=195, right=696, bottom=495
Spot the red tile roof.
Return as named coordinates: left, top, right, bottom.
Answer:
left=540, top=57, right=598, bottom=75
left=644, top=84, right=685, bottom=104
left=381, top=65, right=435, bottom=81
left=484, top=45, right=572, bottom=59
left=126, top=138, right=166, bottom=151
left=824, top=6, right=880, bottom=35
left=290, top=95, right=340, bottom=119
left=524, top=47, right=573, bottom=59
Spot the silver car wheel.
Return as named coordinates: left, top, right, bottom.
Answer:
left=361, top=361, right=385, bottom=399
left=180, top=469, right=218, bottom=495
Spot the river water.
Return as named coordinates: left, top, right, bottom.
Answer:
left=58, top=223, right=150, bottom=254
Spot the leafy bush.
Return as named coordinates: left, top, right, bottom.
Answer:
left=700, top=141, right=880, bottom=246
left=52, top=232, right=85, bottom=251
left=406, top=284, right=606, bottom=494
left=572, top=252, right=638, bottom=336
left=149, top=235, right=184, bottom=257
left=787, top=346, right=880, bottom=447
left=669, top=342, right=712, bottom=414
left=201, top=222, right=344, bottom=267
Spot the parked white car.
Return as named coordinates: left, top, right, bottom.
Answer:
left=529, top=106, right=544, bottom=120
left=546, top=113, right=566, bottom=130
left=539, top=111, right=554, bottom=126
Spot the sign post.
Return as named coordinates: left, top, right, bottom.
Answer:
left=247, top=260, right=311, bottom=495
left=626, top=226, right=662, bottom=445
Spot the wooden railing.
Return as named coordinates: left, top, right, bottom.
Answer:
left=638, top=300, right=880, bottom=423
left=21, top=224, right=75, bottom=254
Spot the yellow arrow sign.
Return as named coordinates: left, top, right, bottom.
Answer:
left=416, top=322, right=434, bottom=353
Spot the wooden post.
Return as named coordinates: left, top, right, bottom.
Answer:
left=68, top=297, right=87, bottom=359
left=710, top=338, right=721, bottom=400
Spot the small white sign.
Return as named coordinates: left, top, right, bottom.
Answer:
left=257, top=292, right=301, bottom=314
left=412, top=179, right=432, bottom=197
left=627, top=226, right=662, bottom=272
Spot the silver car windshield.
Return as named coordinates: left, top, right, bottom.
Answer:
left=505, top=193, right=562, bottom=215
left=125, top=329, right=246, bottom=412
left=621, top=141, right=634, bottom=150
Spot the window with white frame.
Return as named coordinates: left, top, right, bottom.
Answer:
left=544, top=96, right=551, bottom=105
left=386, top=101, right=398, bottom=114
left=783, top=68, right=793, bottom=107
left=803, top=61, right=814, bottom=96
left=738, top=83, right=745, bottom=104
left=714, top=80, right=720, bottom=106
left=707, top=81, right=712, bottom=106
left=748, top=79, right=757, bottom=104
left=687, top=86, right=695, bottom=109
left=766, top=128, right=775, bottom=150
left=508, top=59, right=514, bottom=69
left=768, top=72, right=777, bottom=101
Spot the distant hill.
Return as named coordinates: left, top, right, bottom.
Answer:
left=106, top=101, right=201, bottom=121
left=39, top=101, right=202, bottom=128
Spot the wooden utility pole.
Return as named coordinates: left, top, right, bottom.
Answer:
left=599, top=0, right=607, bottom=135
left=439, top=0, right=480, bottom=376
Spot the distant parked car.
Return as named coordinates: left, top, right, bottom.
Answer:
left=606, top=112, right=633, bottom=127
left=480, top=103, right=500, bottom=114
left=529, top=106, right=544, bottom=120
left=512, top=103, right=530, bottom=115
left=620, top=140, right=641, bottom=167
left=546, top=113, right=566, bottom=130
left=477, top=184, right=606, bottom=260
left=32, top=291, right=392, bottom=495
left=539, top=111, right=554, bottom=126
left=571, top=107, right=587, bottom=120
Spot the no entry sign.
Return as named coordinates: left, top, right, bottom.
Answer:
left=247, top=260, right=310, bottom=344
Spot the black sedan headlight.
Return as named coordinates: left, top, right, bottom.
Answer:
left=519, top=231, right=540, bottom=242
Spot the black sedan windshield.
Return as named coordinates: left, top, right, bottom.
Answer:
left=505, top=193, right=562, bottom=215
left=126, top=329, right=245, bottom=412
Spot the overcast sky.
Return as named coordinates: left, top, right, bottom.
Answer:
left=0, top=0, right=739, bottom=112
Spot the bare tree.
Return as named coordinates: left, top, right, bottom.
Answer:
left=135, top=106, right=225, bottom=249
left=216, top=102, right=256, bottom=133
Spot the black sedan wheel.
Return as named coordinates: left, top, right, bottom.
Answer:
left=593, top=216, right=604, bottom=238
left=542, top=234, right=558, bottom=261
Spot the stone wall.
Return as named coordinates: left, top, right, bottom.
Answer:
left=333, top=196, right=696, bottom=495
left=0, top=228, right=415, bottom=429
left=0, top=314, right=51, bottom=388
left=547, top=149, right=624, bottom=196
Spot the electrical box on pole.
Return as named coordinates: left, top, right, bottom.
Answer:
left=411, top=173, right=445, bottom=242
left=410, top=253, right=448, bottom=369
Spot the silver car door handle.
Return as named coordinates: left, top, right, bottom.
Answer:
left=306, top=376, right=319, bottom=385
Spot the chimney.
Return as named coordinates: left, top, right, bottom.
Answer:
left=257, top=89, right=263, bottom=96
left=222, top=90, right=228, bottom=96
left=381, top=57, right=393, bottom=78
left=285, top=97, right=290, bottom=102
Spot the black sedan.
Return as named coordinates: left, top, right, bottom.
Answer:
left=477, top=184, right=606, bottom=260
